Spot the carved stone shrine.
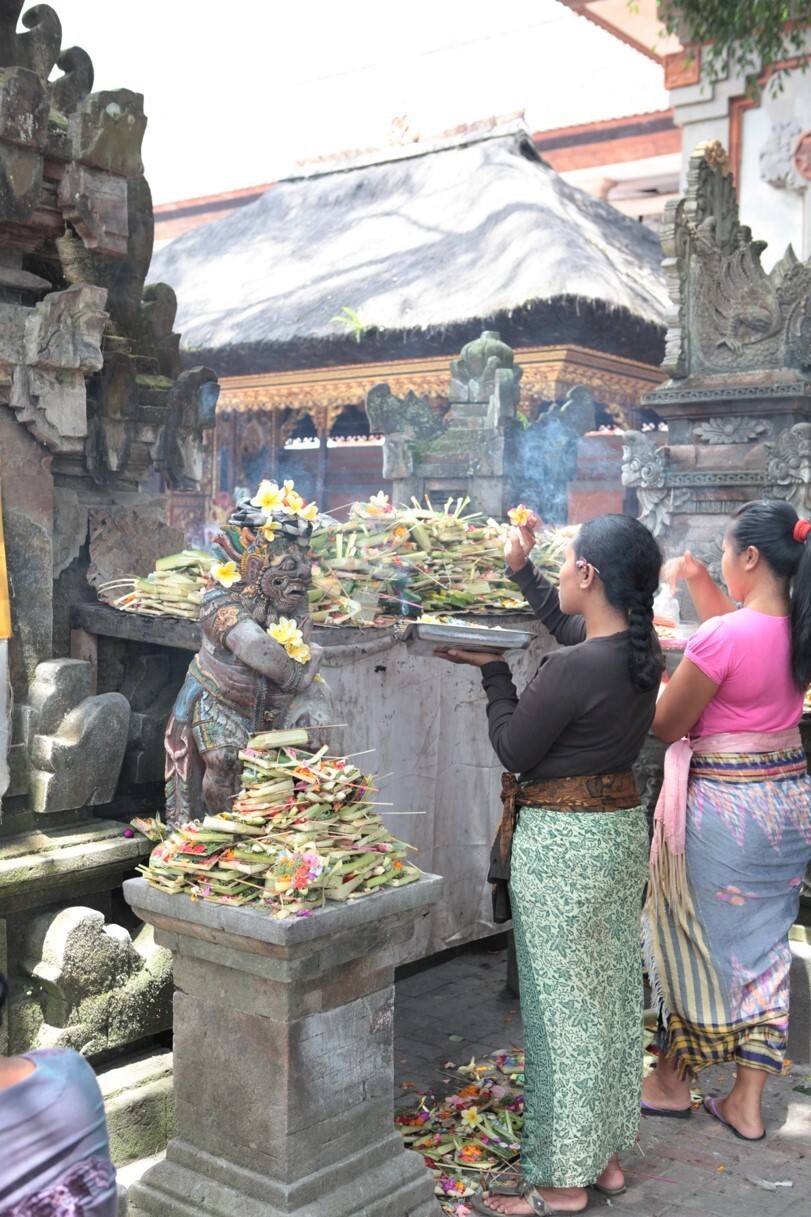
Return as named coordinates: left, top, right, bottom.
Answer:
left=623, top=141, right=811, bottom=581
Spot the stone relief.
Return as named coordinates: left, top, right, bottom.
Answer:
left=694, top=416, right=770, bottom=444
left=764, top=421, right=811, bottom=515
left=760, top=118, right=807, bottom=191
left=621, top=430, right=687, bottom=538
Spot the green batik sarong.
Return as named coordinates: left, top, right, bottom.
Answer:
left=509, top=805, right=649, bottom=1188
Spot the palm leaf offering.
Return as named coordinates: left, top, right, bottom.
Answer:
left=137, top=728, right=421, bottom=916
left=98, top=549, right=214, bottom=618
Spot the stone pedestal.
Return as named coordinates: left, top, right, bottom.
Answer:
left=123, top=875, right=443, bottom=1217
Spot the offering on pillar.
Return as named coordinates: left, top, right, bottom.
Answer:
left=140, top=727, right=421, bottom=916
left=164, top=483, right=331, bottom=828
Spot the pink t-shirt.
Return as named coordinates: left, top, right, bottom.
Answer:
left=684, top=608, right=804, bottom=737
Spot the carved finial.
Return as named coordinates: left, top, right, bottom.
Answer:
left=696, top=140, right=732, bottom=176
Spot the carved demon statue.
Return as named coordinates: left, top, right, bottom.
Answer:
left=164, top=494, right=330, bottom=827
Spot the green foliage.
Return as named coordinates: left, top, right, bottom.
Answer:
left=329, top=305, right=367, bottom=343
left=655, top=1, right=811, bottom=95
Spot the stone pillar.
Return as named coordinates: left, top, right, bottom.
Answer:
left=123, top=875, right=443, bottom=1217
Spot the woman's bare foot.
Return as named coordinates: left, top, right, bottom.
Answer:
left=707, top=1092, right=765, bottom=1140
left=641, top=1052, right=692, bottom=1112
left=595, top=1155, right=624, bottom=1192
left=476, top=1186, right=588, bottom=1214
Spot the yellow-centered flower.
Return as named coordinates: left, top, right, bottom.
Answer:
left=268, top=617, right=311, bottom=664
left=297, top=501, right=318, bottom=521
left=251, top=481, right=286, bottom=515
left=508, top=504, right=532, bottom=527
left=211, top=561, right=241, bottom=588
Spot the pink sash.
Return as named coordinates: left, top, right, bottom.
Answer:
left=648, top=728, right=802, bottom=910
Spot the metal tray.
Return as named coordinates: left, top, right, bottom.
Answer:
left=401, top=621, right=534, bottom=657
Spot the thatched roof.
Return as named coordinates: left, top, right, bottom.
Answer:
left=149, top=122, right=669, bottom=376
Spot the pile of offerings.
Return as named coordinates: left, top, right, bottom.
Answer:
left=308, top=494, right=570, bottom=625
left=138, top=728, right=421, bottom=917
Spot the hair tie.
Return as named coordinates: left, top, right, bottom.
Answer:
left=794, top=518, right=811, bottom=544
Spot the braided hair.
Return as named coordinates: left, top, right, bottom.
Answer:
left=575, top=514, right=664, bottom=692
left=729, top=499, right=811, bottom=690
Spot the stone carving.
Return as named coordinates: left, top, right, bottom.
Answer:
left=509, top=385, right=596, bottom=524
left=764, top=422, right=811, bottom=515
left=19, top=906, right=172, bottom=1057
left=0, top=6, right=217, bottom=486
left=621, top=430, right=687, bottom=537
left=760, top=118, right=806, bottom=191
left=658, top=141, right=811, bottom=379
left=165, top=497, right=332, bottom=827
left=450, top=330, right=522, bottom=407
left=694, top=416, right=770, bottom=444
left=26, top=658, right=129, bottom=813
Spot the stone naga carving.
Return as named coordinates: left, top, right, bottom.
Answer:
left=165, top=489, right=332, bottom=828
left=659, top=141, right=811, bottom=379
left=621, top=430, right=687, bottom=538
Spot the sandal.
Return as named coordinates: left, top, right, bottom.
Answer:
left=470, top=1183, right=590, bottom=1216
left=591, top=1182, right=627, bottom=1197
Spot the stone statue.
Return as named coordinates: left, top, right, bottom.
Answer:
left=164, top=487, right=330, bottom=827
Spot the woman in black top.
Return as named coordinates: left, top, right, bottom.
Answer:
left=437, top=513, right=662, bottom=1216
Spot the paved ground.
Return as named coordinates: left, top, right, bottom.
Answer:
left=393, top=941, right=811, bottom=1217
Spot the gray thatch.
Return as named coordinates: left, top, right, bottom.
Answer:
left=150, top=122, right=668, bottom=372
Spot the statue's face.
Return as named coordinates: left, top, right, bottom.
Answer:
left=259, top=540, right=312, bottom=613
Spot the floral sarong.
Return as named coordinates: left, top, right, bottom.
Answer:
left=644, top=740, right=811, bottom=1076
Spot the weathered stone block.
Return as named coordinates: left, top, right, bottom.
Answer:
left=25, top=284, right=107, bottom=373
left=100, top=1052, right=176, bottom=1167
left=124, top=877, right=443, bottom=1217
left=58, top=163, right=129, bottom=256
left=30, top=689, right=130, bottom=812
left=27, top=658, right=93, bottom=735
left=68, top=89, right=146, bottom=178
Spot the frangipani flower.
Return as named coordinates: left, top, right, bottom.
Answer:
left=251, top=480, right=286, bottom=515
left=260, top=519, right=282, bottom=540
left=507, top=504, right=532, bottom=527
left=297, top=501, right=319, bottom=521
left=211, top=560, right=241, bottom=588
left=283, top=488, right=305, bottom=514
left=368, top=491, right=392, bottom=514
left=268, top=617, right=311, bottom=664
left=460, top=1106, right=480, bottom=1128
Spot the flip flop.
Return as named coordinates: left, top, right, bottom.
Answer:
left=641, top=1097, right=692, bottom=1119
left=591, top=1182, right=627, bottom=1197
left=469, top=1183, right=590, bottom=1216
left=703, top=1095, right=765, bottom=1142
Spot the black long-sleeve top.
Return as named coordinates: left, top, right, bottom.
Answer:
left=480, top=561, right=659, bottom=781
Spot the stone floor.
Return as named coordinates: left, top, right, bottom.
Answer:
left=393, top=940, right=811, bottom=1217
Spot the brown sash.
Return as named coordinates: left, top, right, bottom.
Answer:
left=488, top=769, right=641, bottom=923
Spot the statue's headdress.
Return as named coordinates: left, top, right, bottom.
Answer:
left=211, top=481, right=318, bottom=577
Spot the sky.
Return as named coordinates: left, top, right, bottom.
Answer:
left=50, top=0, right=668, bottom=204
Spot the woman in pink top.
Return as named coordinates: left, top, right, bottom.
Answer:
left=642, top=499, right=811, bottom=1142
